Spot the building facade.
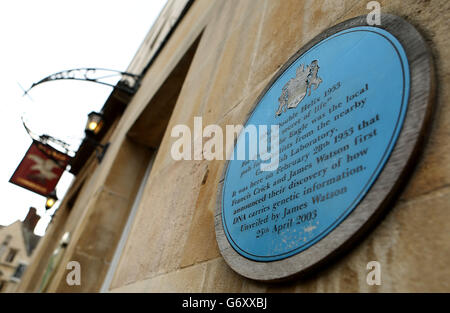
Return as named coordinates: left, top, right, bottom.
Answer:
left=0, top=208, right=40, bottom=292
left=18, top=0, right=450, bottom=292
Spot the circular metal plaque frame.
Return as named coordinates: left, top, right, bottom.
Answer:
left=215, top=14, right=435, bottom=282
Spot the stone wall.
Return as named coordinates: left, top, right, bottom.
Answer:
left=18, top=0, right=447, bottom=293
left=108, top=0, right=449, bottom=292
left=103, top=0, right=450, bottom=292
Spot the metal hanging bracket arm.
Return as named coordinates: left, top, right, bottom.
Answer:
left=24, top=68, right=142, bottom=95
left=21, top=116, right=75, bottom=156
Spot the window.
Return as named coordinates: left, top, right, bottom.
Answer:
left=0, top=280, right=5, bottom=292
left=0, top=235, right=12, bottom=259
left=11, top=263, right=27, bottom=282
left=5, top=248, right=18, bottom=263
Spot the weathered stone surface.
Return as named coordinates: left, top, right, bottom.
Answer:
left=112, top=261, right=208, bottom=293
left=179, top=160, right=222, bottom=268
left=55, top=251, right=110, bottom=293
left=75, top=188, right=129, bottom=259
left=334, top=0, right=450, bottom=202
left=104, top=139, right=152, bottom=197
left=110, top=159, right=209, bottom=289
left=200, top=0, right=266, bottom=125
left=247, top=0, right=360, bottom=94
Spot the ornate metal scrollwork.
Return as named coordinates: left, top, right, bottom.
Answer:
left=21, top=116, right=75, bottom=156
left=24, top=68, right=141, bottom=95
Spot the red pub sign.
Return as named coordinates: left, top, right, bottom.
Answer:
left=9, top=141, right=71, bottom=197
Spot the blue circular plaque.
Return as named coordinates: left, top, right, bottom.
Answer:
left=221, top=26, right=410, bottom=262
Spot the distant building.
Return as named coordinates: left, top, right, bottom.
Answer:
left=0, top=208, right=40, bottom=292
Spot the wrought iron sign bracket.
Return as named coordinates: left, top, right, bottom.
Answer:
left=24, top=68, right=142, bottom=95
left=21, top=117, right=74, bottom=156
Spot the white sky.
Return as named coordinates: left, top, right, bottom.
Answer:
left=0, top=0, right=167, bottom=236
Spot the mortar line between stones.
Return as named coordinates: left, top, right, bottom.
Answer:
left=399, top=183, right=450, bottom=205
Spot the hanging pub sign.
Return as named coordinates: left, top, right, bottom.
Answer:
left=215, top=14, right=435, bottom=281
left=9, top=140, right=71, bottom=197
